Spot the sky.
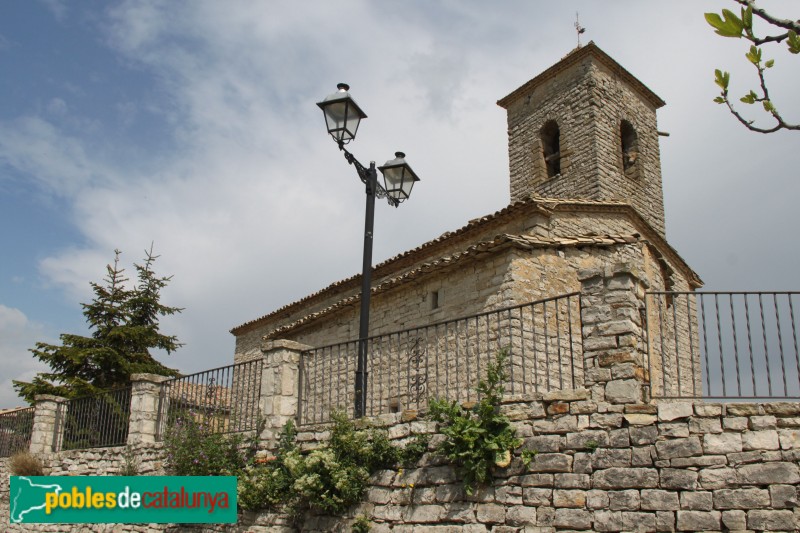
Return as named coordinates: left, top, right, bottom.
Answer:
left=1, top=1, right=799, bottom=408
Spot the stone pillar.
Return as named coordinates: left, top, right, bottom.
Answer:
left=29, top=394, right=65, bottom=455
left=127, top=373, right=170, bottom=445
left=260, top=339, right=311, bottom=448
left=579, top=262, right=649, bottom=404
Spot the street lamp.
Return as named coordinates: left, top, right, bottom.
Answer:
left=317, top=83, right=420, bottom=418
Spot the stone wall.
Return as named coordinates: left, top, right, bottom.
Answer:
left=4, top=396, right=799, bottom=532
left=283, top=397, right=800, bottom=533
left=1, top=443, right=167, bottom=532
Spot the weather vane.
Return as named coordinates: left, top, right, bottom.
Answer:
left=575, top=12, right=586, bottom=47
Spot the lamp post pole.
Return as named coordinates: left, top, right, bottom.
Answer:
left=355, top=161, right=377, bottom=418
left=317, top=84, right=420, bottom=418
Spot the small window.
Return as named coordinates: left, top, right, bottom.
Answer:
left=540, top=120, right=561, bottom=178
left=430, top=290, right=440, bottom=310
left=621, top=120, right=638, bottom=172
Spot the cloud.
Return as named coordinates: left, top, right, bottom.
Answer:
left=0, top=305, right=50, bottom=407
left=1, top=0, right=799, bottom=397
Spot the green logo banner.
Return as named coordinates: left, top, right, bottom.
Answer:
left=9, top=476, right=237, bottom=524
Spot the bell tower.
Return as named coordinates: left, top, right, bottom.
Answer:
left=497, top=42, right=667, bottom=237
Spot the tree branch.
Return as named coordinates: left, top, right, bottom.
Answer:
left=734, top=0, right=800, bottom=34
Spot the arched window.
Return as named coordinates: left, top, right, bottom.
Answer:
left=540, top=120, right=561, bottom=178
left=620, top=120, right=638, bottom=172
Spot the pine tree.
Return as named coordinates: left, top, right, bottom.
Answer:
left=14, top=247, right=182, bottom=403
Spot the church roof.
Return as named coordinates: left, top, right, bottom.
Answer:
left=497, top=41, right=666, bottom=110
left=230, top=195, right=702, bottom=336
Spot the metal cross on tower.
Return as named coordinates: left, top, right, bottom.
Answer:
left=575, top=12, right=586, bottom=47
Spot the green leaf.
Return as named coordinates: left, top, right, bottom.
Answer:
left=763, top=100, right=775, bottom=113
left=741, top=6, right=752, bottom=30
left=704, top=9, right=744, bottom=37
left=713, top=96, right=726, bottom=104
left=740, top=94, right=755, bottom=104
left=714, top=69, right=730, bottom=91
left=788, top=31, right=800, bottom=54
left=765, top=59, right=775, bottom=68
left=745, top=45, right=761, bottom=65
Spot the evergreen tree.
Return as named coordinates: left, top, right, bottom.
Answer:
left=14, top=247, right=182, bottom=403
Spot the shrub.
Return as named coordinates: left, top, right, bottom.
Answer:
left=162, top=412, right=257, bottom=477
left=238, top=413, right=428, bottom=517
left=10, top=451, right=45, bottom=476
left=428, top=349, right=522, bottom=495
left=118, top=445, right=140, bottom=476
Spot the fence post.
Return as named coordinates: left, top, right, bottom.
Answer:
left=260, top=339, right=312, bottom=448
left=579, top=262, right=649, bottom=405
left=127, top=374, right=170, bottom=445
left=29, top=394, right=65, bottom=455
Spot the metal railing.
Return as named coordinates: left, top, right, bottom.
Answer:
left=156, top=358, right=264, bottom=440
left=0, top=407, right=35, bottom=457
left=298, top=292, right=582, bottom=425
left=646, top=291, right=800, bottom=399
left=53, top=387, right=132, bottom=452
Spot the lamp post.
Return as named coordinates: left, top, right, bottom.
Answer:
left=317, top=83, right=420, bottom=418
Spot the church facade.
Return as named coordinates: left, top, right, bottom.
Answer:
left=231, top=43, right=702, bottom=420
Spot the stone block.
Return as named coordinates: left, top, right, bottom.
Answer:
left=593, top=510, right=623, bottom=532
left=605, top=379, right=641, bottom=404
left=630, top=425, right=659, bottom=445
left=587, top=489, right=610, bottom=509
left=553, top=508, right=592, bottom=530
left=741, top=429, right=780, bottom=451
left=505, top=505, right=536, bottom=526
left=554, top=473, right=590, bottom=489
left=625, top=413, right=656, bottom=426
left=522, top=487, right=552, bottom=506
left=722, top=416, right=748, bottom=431
left=676, top=510, right=720, bottom=531
left=530, top=453, right=572, bottom=473
left=747, top=509, right=796, bottom=531
left=749, top=415, right=777, bottom=430
left=693, top=403, right=722, bottom=417
left=593, top=448, right=632, bottom=468
left=641, top=489, right=680, bottom=511
left=622, top=511, right=657, bottom=532
left=726, top=404, right=763, bottom=416
left=713, top=488, right=770, bottom=509
left=698, top=467, right=736, bottom=490
left=768, top=484, right=797, bottom=509
left=553, top=489, right=586, bottom=508
left=566, top=429, right=608, bottom=450
left=779, top=428, right=800, bottom=449
left=523, top=434, right=561, bottom=453
left=475, top=503, right=505, bottom=524
left=608, top=489, right=641, bottom=510
left=680, top=491, right=712, bottom=511
left=658, top=402, right=693, bottom=422
left=661, top=468, right=699, bottom=490
left=594, top=468, right=658, bottom=489
left=737, top=461, right=800, bottom=485
left=688, top=417, right=721, bottom=434
left=655, top=436, right=702, bottom=459
left=658, top=422, right=689, bottom=438
left=721, top=509, right=746, bottom=531
left=520, top=473, right=554, bottom=487
left=703, top=432, right=742, bottom=454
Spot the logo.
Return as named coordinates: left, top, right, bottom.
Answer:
left=9, top=476, right=237, bottom=524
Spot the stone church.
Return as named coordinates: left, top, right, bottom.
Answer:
left=231, top=42, right=702, bottom=422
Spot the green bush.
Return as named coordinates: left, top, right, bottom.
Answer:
left=238, top=413, right=428, bottom=516
left=428, top=349, right=522, bottom=495
left=163, top=412, right=257, bottom=477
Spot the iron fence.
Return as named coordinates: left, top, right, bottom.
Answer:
left=646, top=291, right=800, bottom=399
left=53, top=387, right=132, bottom=452
left=298, top=292, right=582, bottom=425
left=156, top=358, right=264, bottom=440
left=0, top=407, right=35, bottom=457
